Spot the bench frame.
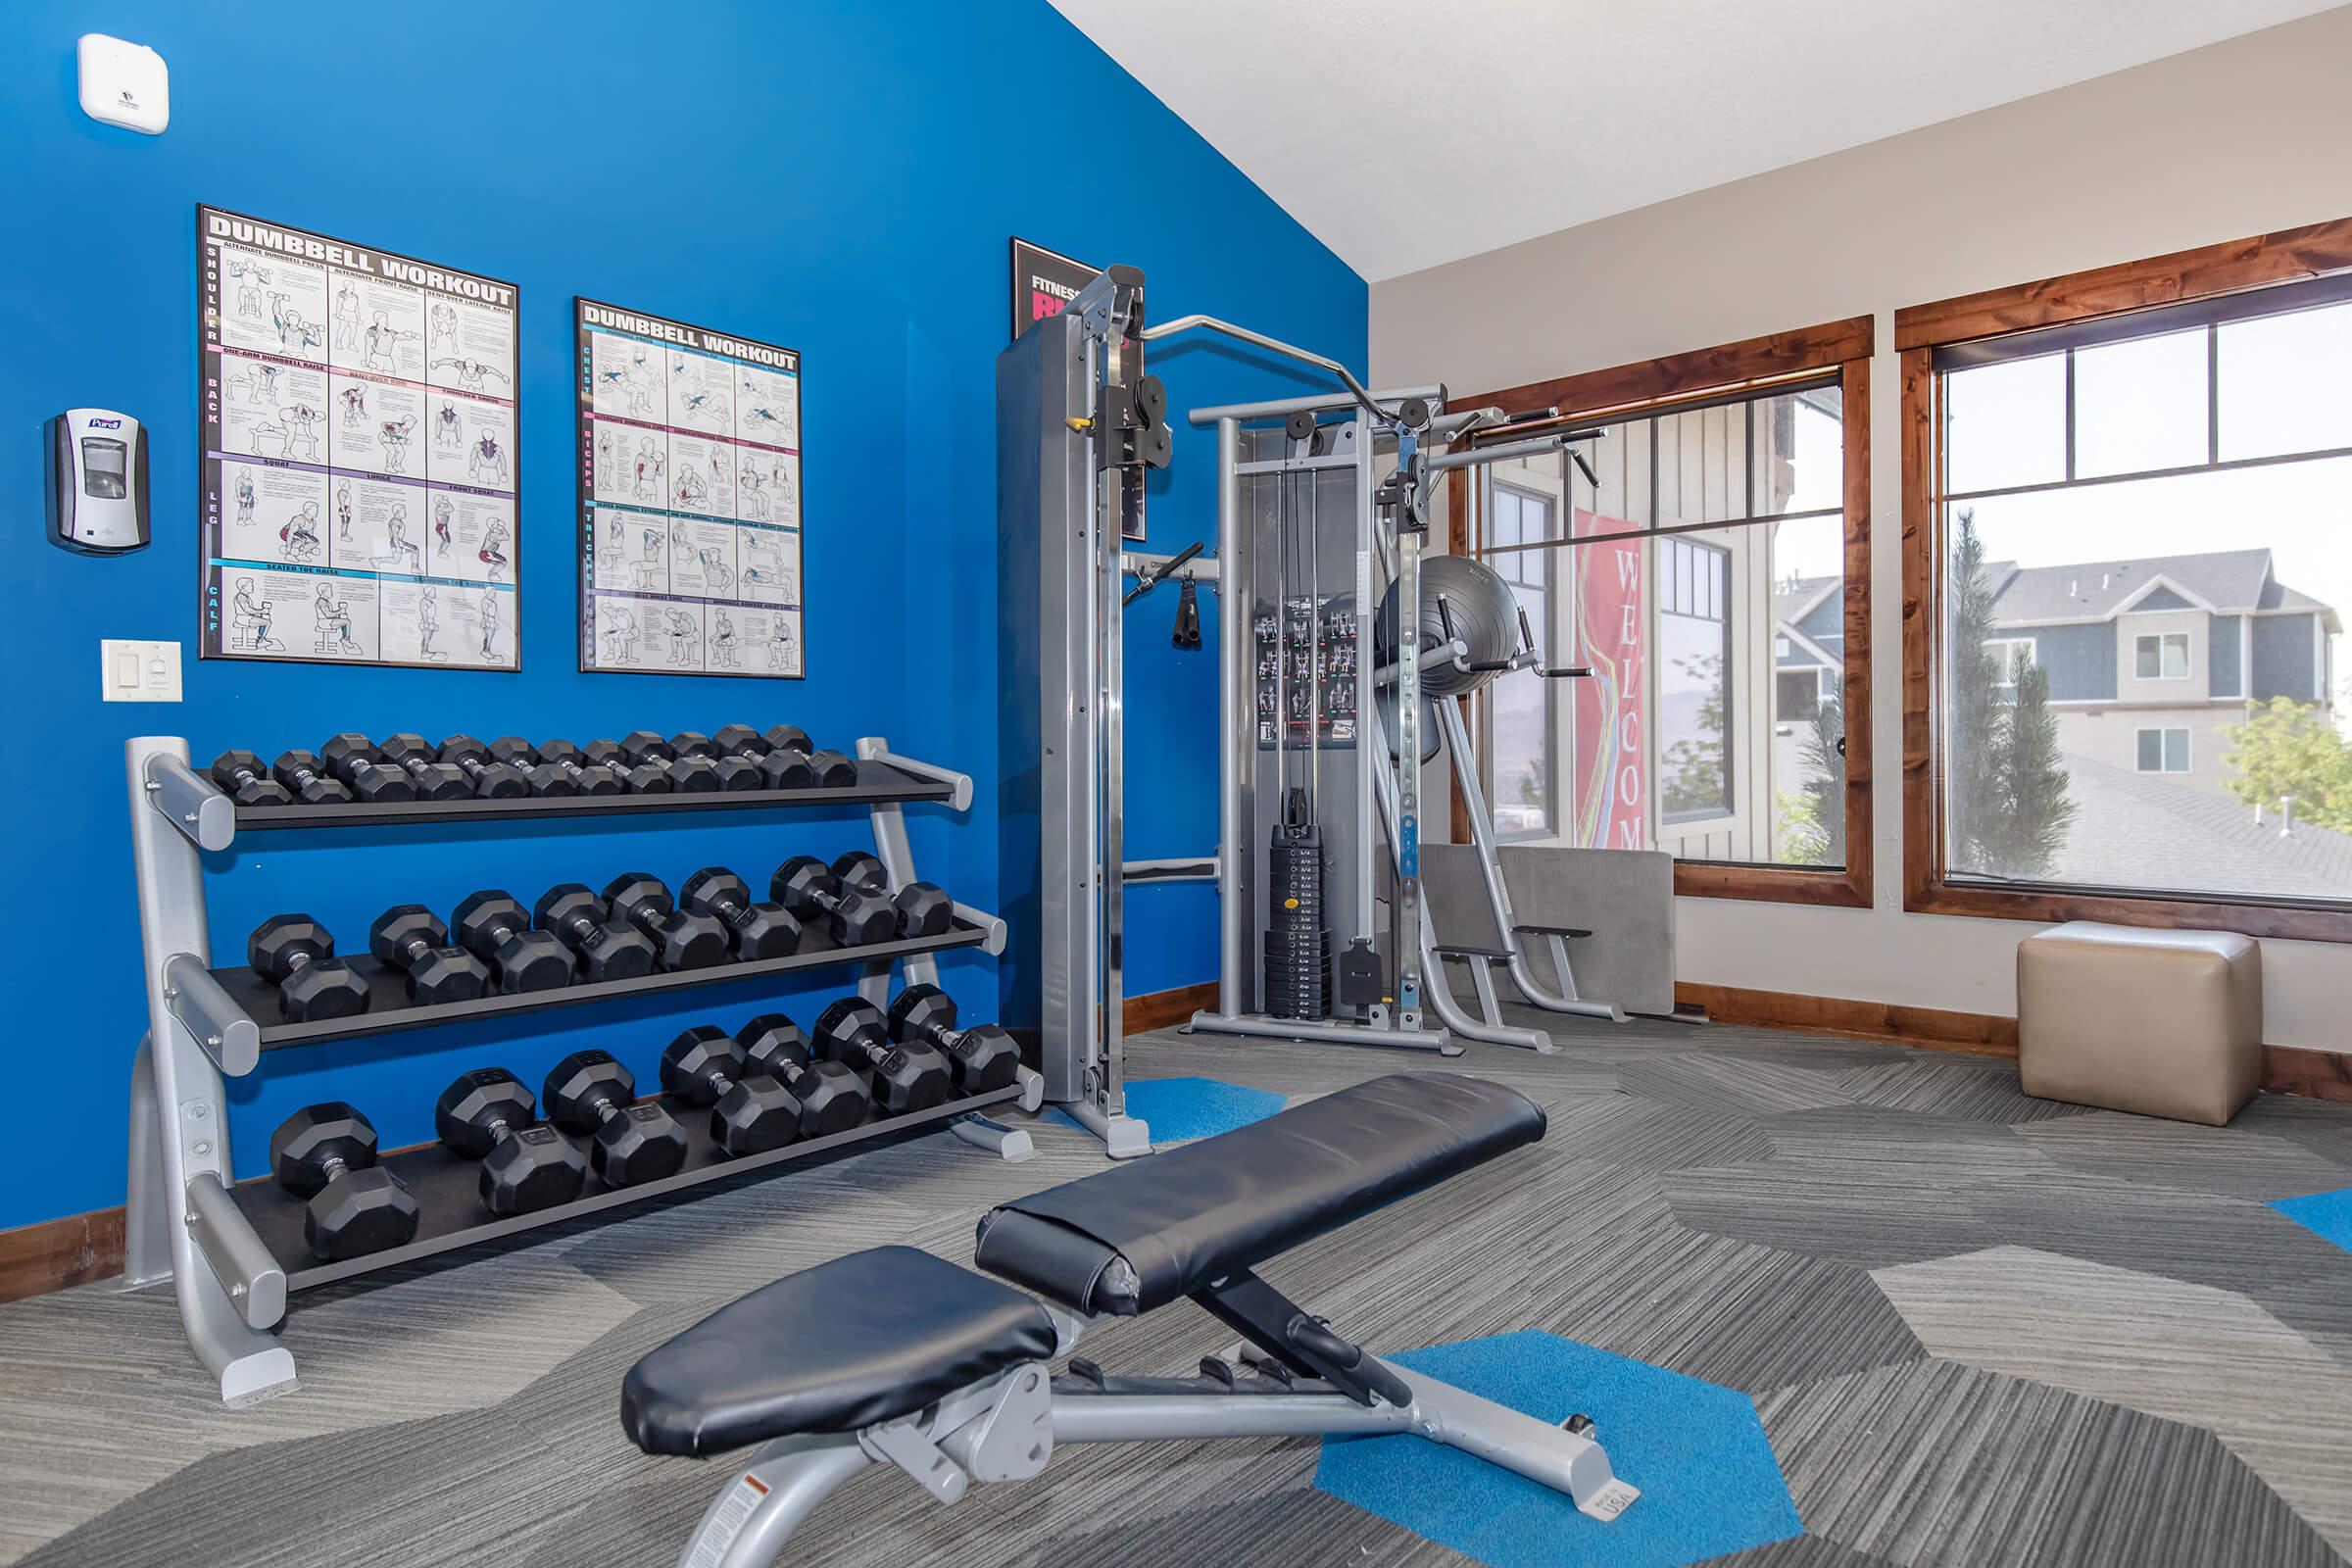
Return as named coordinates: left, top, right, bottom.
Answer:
left=668, top=1269, right=1640, bottom=1567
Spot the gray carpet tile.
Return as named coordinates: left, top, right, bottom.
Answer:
left=6, top=1016, right=2351, bottom=1567
left=1758, top=1358, right=2346, bottom=1568
left=1875, top=1245, right=2352, bottom=1554
left=1543, top=1092, right=1782, bottom=1172
left=1661, top=1158, right=2009, bottom=1269
left=2018, top=1109, right=2351, bottom=1200
left=1615, top=1054, right=1861, bottom=1118
left=1834, top=1055, right=2094, bottom=1123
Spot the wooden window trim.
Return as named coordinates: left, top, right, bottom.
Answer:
left=1899, top=220, right=2352, bottom=943
left=1446, top=316, right=1876, bottom=908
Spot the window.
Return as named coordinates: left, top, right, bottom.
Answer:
left=1901, top=219, right=2352, bottom=941
left=1455, top=315, right=1873, bottom=906
left=2136, top=727, right=2191, bottom=773
left=1487, top=484, right=1556, bottom=839
left=1776, top=668, right=1822, bottom=723
left=2135, top=632, right=2190, bottom=680
left=1984, top=638, right=2036, bottom=703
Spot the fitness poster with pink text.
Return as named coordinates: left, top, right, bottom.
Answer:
left=197, top=207, right=521, bottom=670
left=574, top=298, right=805, bottom=679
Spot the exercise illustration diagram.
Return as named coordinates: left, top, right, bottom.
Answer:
left=577, top=306, right=801, bottom=676
left=203, top=210, right=520, bottom=670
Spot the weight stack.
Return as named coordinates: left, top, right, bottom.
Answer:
left=1264, top=824, right=1331, bottom=1020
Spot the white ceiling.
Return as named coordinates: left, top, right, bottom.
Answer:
left=1050, top=0, right=2341, bottom=281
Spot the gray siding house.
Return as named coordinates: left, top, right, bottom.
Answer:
left=1772, top=549, right=2338, bottom=798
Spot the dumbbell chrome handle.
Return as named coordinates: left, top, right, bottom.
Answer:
left=185, top=1172, right=287, bottom=1329
left=165, top=954, right=260, bottom=1076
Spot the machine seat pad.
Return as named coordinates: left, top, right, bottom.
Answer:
left=976, top=1073, right=1544, bottom=1315
left=621, top=1246, right=1058, bottom=1456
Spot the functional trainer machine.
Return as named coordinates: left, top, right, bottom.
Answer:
left=1001, top=268, right=1629, bottom=1157
left=624, top=1073, right=1641, bottom=1566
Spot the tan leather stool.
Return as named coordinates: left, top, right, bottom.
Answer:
left=2017, top=921, right=2261, bottom=1125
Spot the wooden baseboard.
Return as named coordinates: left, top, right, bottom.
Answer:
left=1678, top=981, right=2352, bottom=1102
left=1677, top=982, right=2019, bottom=1057
left=0, top=1206, right=124, bottom=1308
left=1125, top=980, right=1217, bottom=1035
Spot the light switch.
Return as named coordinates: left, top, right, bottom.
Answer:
left=102, top=639, right=182, bottom=702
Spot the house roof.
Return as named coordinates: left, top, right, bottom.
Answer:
left=2046, top=755, right=2352, bottom=898
left=1986, top=548, right=2337, bottom=628
left=1774, top=574, right=1838, bottom=628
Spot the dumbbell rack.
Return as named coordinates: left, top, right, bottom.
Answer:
left=119, top=733, right=1034, bottom=1408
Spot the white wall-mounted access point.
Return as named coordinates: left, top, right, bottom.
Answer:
left=77, top=33, right=169, bottom=135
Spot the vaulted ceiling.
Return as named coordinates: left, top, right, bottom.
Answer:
left=1050, top=0, right=2342, bottom=280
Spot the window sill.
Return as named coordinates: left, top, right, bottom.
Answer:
left=1905, top=875, right=2352, bottom=944
left=1676, top=859, right=1870, bottom=908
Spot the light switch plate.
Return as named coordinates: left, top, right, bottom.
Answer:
left=102, top=639, right=182, bottom=702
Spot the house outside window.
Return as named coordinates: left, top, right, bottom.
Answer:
left=2136, top=632, right=2190, bottom=680
left=1904, top=236, right=2352, bottom=932
left=2136, top=727, right=2191, bottom=773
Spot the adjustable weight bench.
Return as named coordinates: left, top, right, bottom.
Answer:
left=622, top=1073, right=1641, bottom=1565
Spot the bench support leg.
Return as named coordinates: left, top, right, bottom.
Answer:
left=674, top=1436, right=873, bottom=1568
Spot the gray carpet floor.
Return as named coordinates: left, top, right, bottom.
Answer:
left=3, top=1010, right=2350, bottom=1567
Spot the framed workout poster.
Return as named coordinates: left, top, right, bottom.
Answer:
left=1011, top=236, right=1099, bottom=342
left=574, top=298, right=805, bottom=678
left=197, top=206, right=521, bottom=669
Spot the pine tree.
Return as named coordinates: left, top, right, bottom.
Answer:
left=1944, top=509, right=2006, bottom=874
left=1800, top=690, right=1846, bottom=867
left=1946, top=508, right=2075, bottom=877
left=1984, top=661, right=2075, bottom=876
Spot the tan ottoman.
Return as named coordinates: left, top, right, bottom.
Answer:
left=2017, top=921, right=2261, bottom=1125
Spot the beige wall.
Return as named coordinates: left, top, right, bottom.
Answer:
left=1370, top=7, right=2352, bottom=1050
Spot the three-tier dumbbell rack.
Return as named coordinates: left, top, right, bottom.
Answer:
left=120, top=733, right=1036, bottom=1407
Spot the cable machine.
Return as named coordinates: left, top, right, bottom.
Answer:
left=1001, top=267, right=1617, bottom=1158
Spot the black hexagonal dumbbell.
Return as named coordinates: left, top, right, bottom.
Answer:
left=370, top=733, right=475, bottom=802
left=271, top=749, right=353, bottom=805
left=210, top=750, right=292, bottom=807
left=491, top=736, right=620, bottom=797
left=249, top=913, right=371, bottom=1021
left=450, top=890, right=574, bottom=993
left=729, top=723, right=858, bottom=789
left=679, top=866, right=802, bottom=960
left=832, top=851, right=956, bottom=939
left=661, top=1026, right=806, bottom=1157
left=770, top=856, right=895, bottom=948
left=532, top=883, right=659, bottom=982
left=270, top=1102, right=418, bottom=1261
left=601, top=873, right=730, bottom=970
left=886, top=984, right=1022, bottom=1094
left=433, top=1067, right=589, bottom=1216
left=619, top=730, right=719, bottom=792
left=811, top=997, right=951, bottom=1116
left=736, top=1013, right=871, bottom=1137
left=542, top=1050, right=688, bottom=1187
left=433, top=733, right=538, bottom=799
left=317, top=733, right=418, bottom=803
left=581, top=738, right=674, bottom=795
left=368, top=904, right=490, bottom=1006
left=665, top=731, right=756, bottom=793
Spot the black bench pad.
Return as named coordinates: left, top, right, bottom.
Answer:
left=621, top=1247, right=1058, bottom=1456
left=975, top=1073, right=1544, bottom=1315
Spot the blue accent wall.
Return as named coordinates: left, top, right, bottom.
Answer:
left=0, top=2, right=1364, bottom=1229
left=2008, top=620, right=2116, bottom=701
